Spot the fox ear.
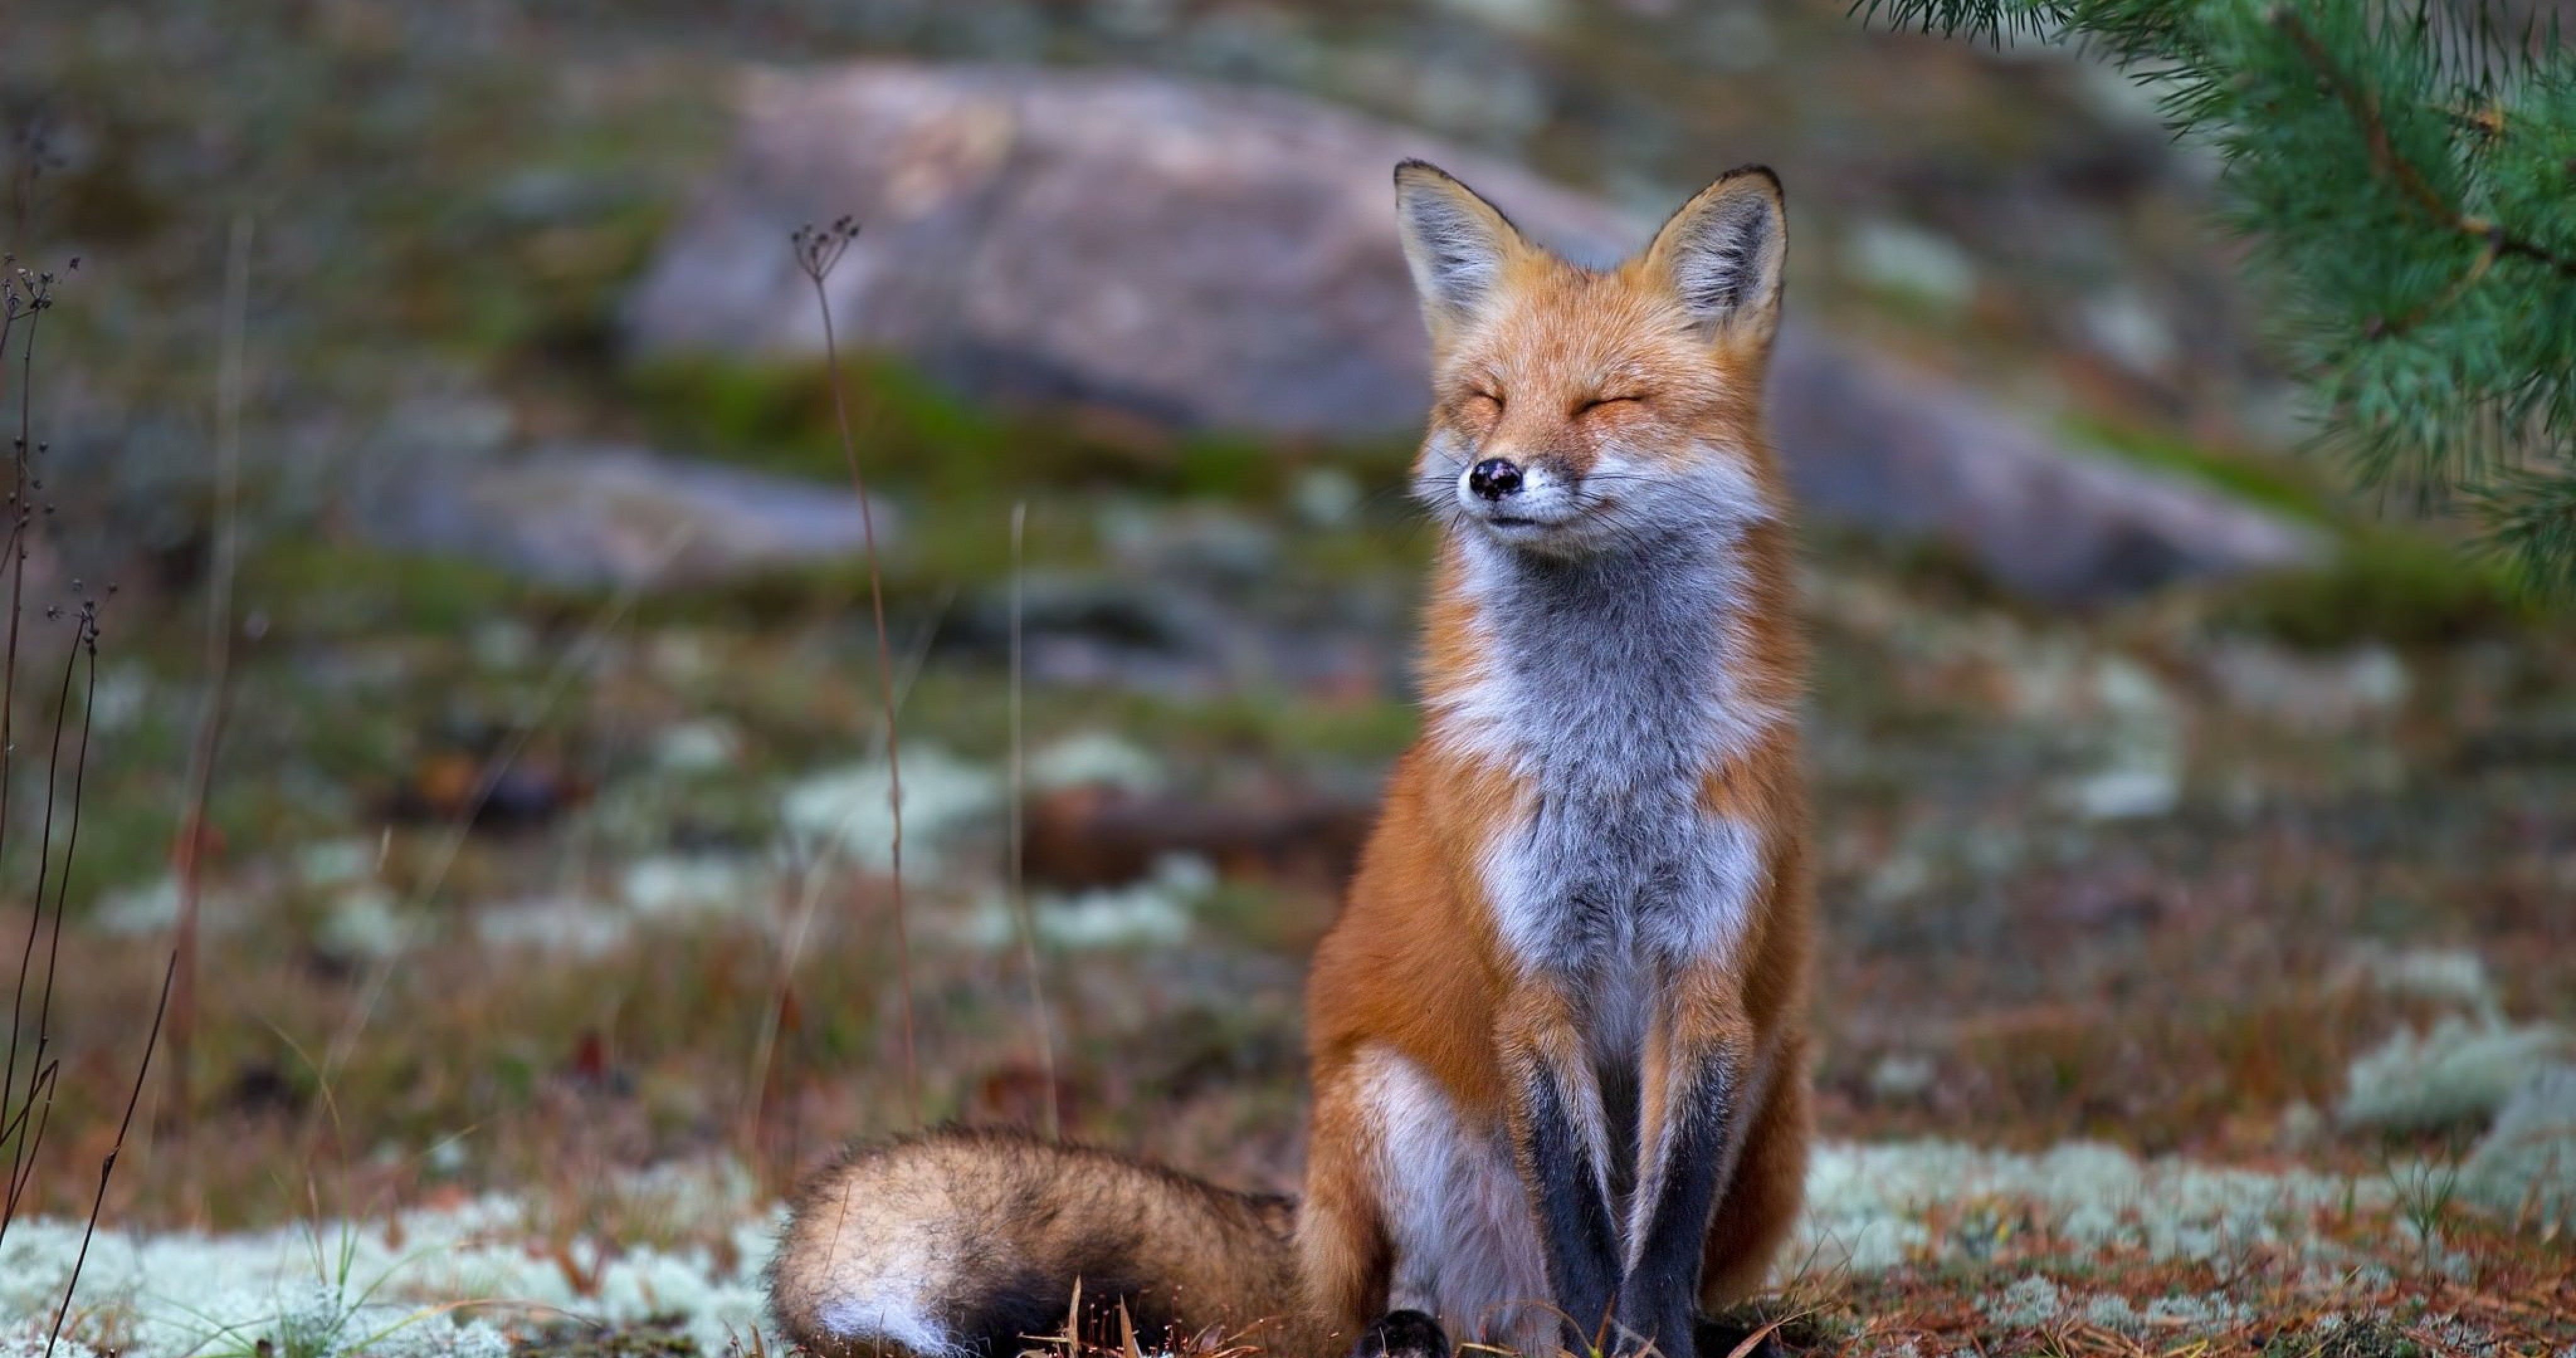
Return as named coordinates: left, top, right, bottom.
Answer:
left=1645, top=167, right=1787, bottom=348
left=1394, top=160, right=1528, bottom=340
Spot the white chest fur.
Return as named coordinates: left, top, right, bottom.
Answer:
left=1431, top=531, right=1777, bottom=993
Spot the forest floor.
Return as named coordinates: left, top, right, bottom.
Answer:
left=5, top=503, right=2570, bottom=1355
left=4, top=0, right=2574, bottom=1354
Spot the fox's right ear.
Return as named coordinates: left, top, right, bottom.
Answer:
left=1394, top=160, right=1528, bottom=342
left=1644, top=166, right=1787, bottom=351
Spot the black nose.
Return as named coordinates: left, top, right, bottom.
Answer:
left=1467, top=458, right=1523, bottom=502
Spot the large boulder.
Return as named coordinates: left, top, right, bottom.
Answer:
left=626, top=62, right=2319, bottom=602
left=359, top=442, right=894, bottom=590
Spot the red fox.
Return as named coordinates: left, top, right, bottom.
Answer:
left=770, top=160, right=1811, bottom=1358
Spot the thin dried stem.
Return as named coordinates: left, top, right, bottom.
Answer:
left=794, top=217, right=919, bottom=1126
left=1008, top=501, right=1060, bottom=1139
left=0, top=258, right=56, bottom=1245
left=2, top=605, right=97, bottom=1237
left=168, top=214, right=252, bottom=1137
left=752, top=590, right=953, bottom=1193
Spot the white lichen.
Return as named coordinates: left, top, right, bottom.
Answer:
left=297, top=839, right=383, bottom=888
left=619, top=854, right=768, bottom=921
left=1, top=1337, right=104, bottom=1358
left=1028, top=731, right=1164, bottom=795
left=0, top=1135, right=2470, bottom=1353
left=1867, top=1054, right=1938, bottom=1102
left=653, top=719, right=744, bottom=775
left=1979, top=1276, right=2063, bottom=1328
left=2338, top=1017, right=2573, bottom=1133
left=2058, top=656, right=2185, bottom=821
left=1796, top=1139, right=2375, bottom=1277
left=94, top=873, right=239, bottom=937
left=0, top=1165, right=776, bottom=1358
left=2461, top=1063, right=2576, bottom=1230
left=959, top=855, right=1214, bottom=951
left=317, top=885, right=409, bottom=961
left=2342, top=944, right=2502, bottom=1021
left=473, top=894, right=636, bottom=957
left=780, top=745, right=1001, bottom=872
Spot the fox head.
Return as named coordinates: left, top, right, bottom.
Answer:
left=1395, top=161, right=1787, bottom=558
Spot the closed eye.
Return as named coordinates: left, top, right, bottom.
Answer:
left=1577, top=395, right=1646, bottom=415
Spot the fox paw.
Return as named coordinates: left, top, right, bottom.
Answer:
left=1349, top=1310, right=1450, bottom=1358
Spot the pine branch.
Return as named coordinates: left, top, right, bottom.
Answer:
left=2272, top=6, right=2576, bottom=282
left=1850, top=0, right=2576, bottom=594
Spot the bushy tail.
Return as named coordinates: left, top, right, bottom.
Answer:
left=769, top=1129, right=1307, bottom=1358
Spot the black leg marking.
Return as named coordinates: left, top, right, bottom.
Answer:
left=1523, top=1070, right=1621, bottom=1352
left=1612, top=1063, right=1737, bottom=1358
left=1348, top=1310, right=1450, bottom=1358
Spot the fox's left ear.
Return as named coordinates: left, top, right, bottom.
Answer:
left=1643, top=166, right=1787, bottom=350
left=1394, top=160, right=1532, bottom=345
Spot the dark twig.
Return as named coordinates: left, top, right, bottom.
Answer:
left=48, top=948, right=177, bottom=1358
left=1, top=604, right=97, bottom=1236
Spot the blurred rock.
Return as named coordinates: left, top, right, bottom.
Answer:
left=1770, top=344, right=2318, bottom=602
left=360, top=443, right=894, bottom=590
left=629, top=60, right=2319, bottom=600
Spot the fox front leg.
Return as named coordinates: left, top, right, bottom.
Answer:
left=1499, top=981, right=1623, bottom=1354
left=1609, top=981, right=1758, bottom=1358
